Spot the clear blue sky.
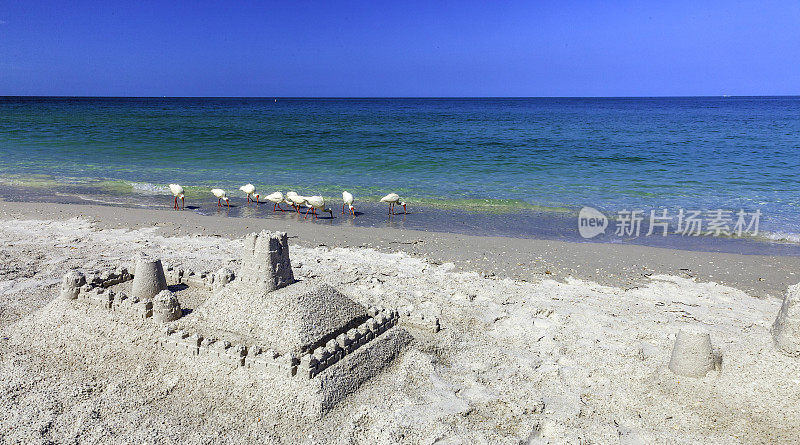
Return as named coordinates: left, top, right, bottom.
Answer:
left=1, top=1, right=798, bottom=97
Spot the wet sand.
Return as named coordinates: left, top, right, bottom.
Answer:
left=2, top=199, right=798, bottom=298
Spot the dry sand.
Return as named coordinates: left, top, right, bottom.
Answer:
left=1, top=201, right=800, bottom=443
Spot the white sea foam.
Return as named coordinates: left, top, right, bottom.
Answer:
left=759, top=231, right=800, bottom=244
left=130, top=182, right=169, bottom=195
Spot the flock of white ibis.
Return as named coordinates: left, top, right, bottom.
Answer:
left=168, top=184, right=406, bottom=218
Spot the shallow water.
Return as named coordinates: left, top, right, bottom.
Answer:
left=1, top=96, right=799, bottom=252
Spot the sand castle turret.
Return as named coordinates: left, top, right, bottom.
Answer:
left=212, top=267, right=235, bottom=290
left=131, top=256, right=168, bottom=300
left=60, top=270, right=86, bottom=300
left=772, top=284, right=800, bottom=356
left=153, top=290, right=182, bottom=322
left=237, top=231, right=294, bottom=293
left=668, top=327, right=716, bottom=377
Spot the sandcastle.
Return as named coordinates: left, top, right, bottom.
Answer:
left=771, top=283, right=800, bottom=357
left=668, top=327, right=719, bottom=377
left=59, top=230, right=411, bottom=418
left=167, top=230, right=412, bottom=417
left=153, top=290, right=182, bottom=322
left=60, top=264, right=154, bottom=317
left=131, top=256, right=168, bottom=300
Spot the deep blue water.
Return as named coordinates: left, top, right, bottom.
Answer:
left=1, top=96, right=799, bottom=246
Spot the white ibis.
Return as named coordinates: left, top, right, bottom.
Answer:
left=380, top=193, right=406, bottom=215
left=342, top=191, right=355, bottom=215
left=304, top=195, right=333, bottom=219
left=169, top=184, right=185, bottom=210
left=264, top=191, right=285, bottom=211
left=211, top=188, right=229, bottom=207
left=285, top=191, right=305, bottom=214
left=239, top=184, right=257, bottom=203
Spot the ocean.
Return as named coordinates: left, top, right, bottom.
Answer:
left=1, top=96, right=799, bottom=254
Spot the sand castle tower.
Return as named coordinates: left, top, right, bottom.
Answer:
left=60, top=270, right=86, bottom=300
left=153, top=290, right=182, bottom=322
left=131, top=256, right=168, bottom=300
left=237, top=231, right=294, bottom=293
left=772, top=284, right=800, bottom=356
left=668, top=327, right=716, bottom=377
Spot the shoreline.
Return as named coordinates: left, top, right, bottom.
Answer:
left=2, top=176, right=800, bottom=257
left=2, top=200, right=798, bottom=298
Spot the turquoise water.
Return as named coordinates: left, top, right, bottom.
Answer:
left=1, top=96, right=799, bottom=246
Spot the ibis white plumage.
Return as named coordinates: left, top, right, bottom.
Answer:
left=380, top=193, right=406, bottom=215
left=169, top=184, right=185, bottom=210
left=239, top=184, right=257, bottom=203
left=342, top=191, right=355, bottom=215
left=285, top=191, right=305, bottom=214
left=304, top=195, right=333, bottom=220
left=211, top=188, right=229, bottom=207
left=264, top=191, right=285, bottom=211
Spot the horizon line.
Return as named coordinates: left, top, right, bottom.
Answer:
left=2, top=95, right=799, bottom=99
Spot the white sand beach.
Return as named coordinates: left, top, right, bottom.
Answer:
left=0, top=201, right=799, bottom=444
